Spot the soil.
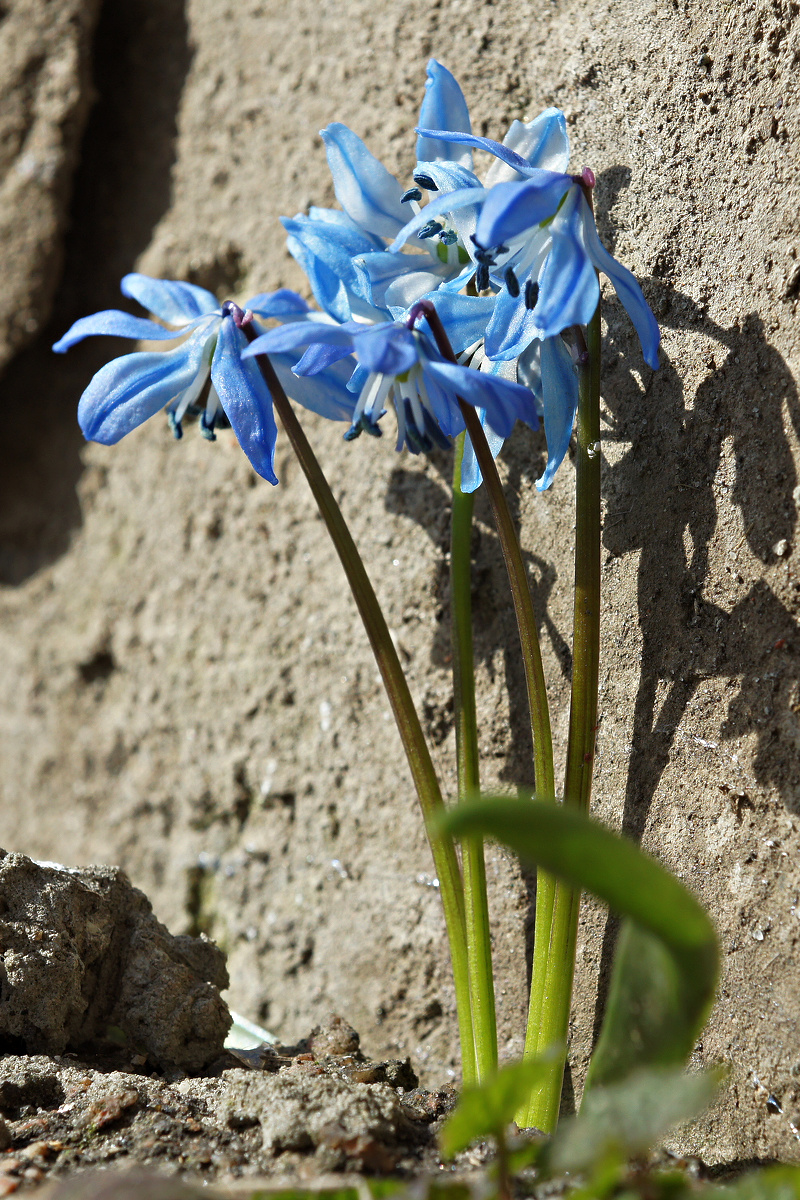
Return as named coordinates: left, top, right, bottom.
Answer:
left=0, top=1021, right=455, bottom=1196
left=0, top=0, right=799, bottom=1182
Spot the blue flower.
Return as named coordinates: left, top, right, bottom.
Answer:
left=440, top=143, right=661, bottom=368
left=53, top=274, right=356, bottom=484
left=242, top=311, right=539, bottom=456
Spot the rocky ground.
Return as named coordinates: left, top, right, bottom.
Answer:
left=0, top=0, right=799, bottom=1179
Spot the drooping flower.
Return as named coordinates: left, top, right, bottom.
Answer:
left=242, top=308, right=539, bottom=455
left=53, top=274, right=356, bottom=484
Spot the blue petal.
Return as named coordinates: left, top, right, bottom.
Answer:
left=460, top=413, right=506, bottom=493
left=320, top=123, right=409, bottom=238
left=272, top=353, right=356, bottom=422
left=423, top=293, right=497, bottom=355
left=307, top=206, right=385, bottom=247
left=485, top=110, right=570, bottom=185
left=121, top=274, right=219, bottom=324
left=77, top=332, right=212, bottom=444
left=412, top=159, right=483, bottom=195
left=416, top=128, right=531, bottom=174
left=534, top=189, right=599, bottom=336
left=422, top=360, right=538, bottom=440
left=347, top=363, right=370, bottom=394
left=389, top=186, right=490, bottom=250
left=474, top=173, right=573, bottom=248
left=484, top=284, right=541, bottom=361
left=283, top=213, right=378, bottom=321
left=354, top=324, right=418, bottom=375
left=416, top=61, right=473, bottom=167
left=247, top=289, right=312, bottom=319
left=536, top=335, right=579, bottom=490
left=578, top=192, right=660, bottom=369
left=243, top=320, right=358, bottom=360
left=211, top=318, right=279, bottom=484
left=420, top=369, right=464, bottom=438
left=357, top=249, right=449, bottom=310
left=53, top=310, right=187, bottom=353
left=292, top=341, right=355, bottom=376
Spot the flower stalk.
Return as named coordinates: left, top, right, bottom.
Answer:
left=517, top=295, right=602, bottom=1133
left=451, top=430, right=498, bottom=1080
left=244, top=328, right=477, bottom=1085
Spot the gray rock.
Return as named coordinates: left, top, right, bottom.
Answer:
left=0, top=0, right=102, bottom=371
left=219, top=1068, right=419, bottom=1166
left=0, top=851, right=231, bottom=1071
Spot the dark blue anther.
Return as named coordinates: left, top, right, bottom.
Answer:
left=418, top=219, right=444, bottom=240
left=343, top=423, right=362, bottom=442
left=167, top=411, right=183, bottom=440
left=413, top=172, right=438, bottom=191
left=525, top=280, right=539, bottom=310
left=200, top=411, right=217, bottom=442
left=401, top=187, right=423, bottom=203
left=504, top=266, right=520, bottom=297
left=476, top=263, right=490, bottom=292
left=439, top=229, right=458, bottom=245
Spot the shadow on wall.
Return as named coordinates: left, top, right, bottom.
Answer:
left=604, top=294, right=800, bottom=831
left=0, top=0, right=194, bottom=586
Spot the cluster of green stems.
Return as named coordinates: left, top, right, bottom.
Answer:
left=242, top=276, right=602, bottom=1130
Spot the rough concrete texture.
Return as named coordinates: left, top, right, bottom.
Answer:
left=0, top=0, right=101, bottom=373
left=0, top=0, right=799, bottom=1169
left=0, top=853, right=230, bottom=1072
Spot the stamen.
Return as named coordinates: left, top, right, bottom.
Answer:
left=413, top=172, right=438, bottom=191
left=476, top=264, right=490, bottom=292
left=439, top=228, right=458, bottom=246
left=418, top=219, right=444, bottom=241
left=167, top=411, right=183, bottom=440
left=200, top=411, right=217, bottom=441
left=504, top=266, right=520, bottom=297
left=525, top=280, right=539, bottom=310
left=401, top=187, right=423, bottom=203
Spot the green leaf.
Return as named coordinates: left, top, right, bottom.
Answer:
left=441, top=798, right=719, bottom=1089
left=441, top=1052, right=560, bottom=1157
left=710, top=1167, right=800, bottom=1200
left=549, top=1066, right=722, bottom=1172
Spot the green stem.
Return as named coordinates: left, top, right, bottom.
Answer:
left=410, top=303, right=555, bottom=803
left=451, top=431, right=497, bottom=1080
left=519, top=298, right=602, bottom=1133
left=247, top=340, right=477, bottom=1085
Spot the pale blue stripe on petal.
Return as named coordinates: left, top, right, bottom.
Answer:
left=211, top=319, right=279, bottom=484
left=78, top=334, right=211, bottom=444
left=53, top=311, right=185, bottom=352
left=121, top=274, right=219, bottom=324
left=321, top=123, right=409, bottom=239
left=416, top=61, right=473, bottom=167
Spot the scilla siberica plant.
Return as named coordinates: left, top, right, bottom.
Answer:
left=51, top=60, right=706, bottom=1142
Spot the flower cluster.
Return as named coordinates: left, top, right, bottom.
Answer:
left=55, top=61, right=659, bottom=489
